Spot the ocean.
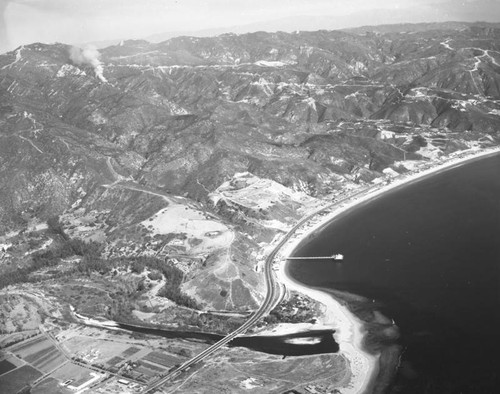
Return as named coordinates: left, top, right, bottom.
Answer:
left=288, top=153, right=500, bottom=393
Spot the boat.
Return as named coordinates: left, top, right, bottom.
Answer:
left=332, top=254, right=344, bottom=260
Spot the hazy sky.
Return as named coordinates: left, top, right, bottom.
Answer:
left=1, top=0, right=499, bottom=53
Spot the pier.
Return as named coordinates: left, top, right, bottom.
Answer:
left=287, top=254, right=344, bottom=261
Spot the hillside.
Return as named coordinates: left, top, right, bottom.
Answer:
left=0, top=23, right=499, bottom=313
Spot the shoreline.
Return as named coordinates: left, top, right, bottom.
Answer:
left=275, top=264, right=379, bottom=394
left=269, top=146, right=500, bottom=393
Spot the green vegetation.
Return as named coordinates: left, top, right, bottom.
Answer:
left=127, top=256, right=199, bottom=309
left=0, top=218, right=199, bottom=310
left=147, top=270, right=163, bottom=281
left=0, top=238, right=104, bottom=288
left=264, top=293, right=318, bottom=325
left=46, top=215, right=68, bottom=240
left=184, top=312, right=244, bottom=333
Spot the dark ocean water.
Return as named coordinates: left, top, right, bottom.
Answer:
left=288, top=153, right=500, bottom=394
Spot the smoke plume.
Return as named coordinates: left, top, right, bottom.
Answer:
left=69, top=45, right=107, bottom=83
left=0, top=0, right=10, bottom=54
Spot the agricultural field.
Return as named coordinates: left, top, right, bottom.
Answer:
left=0, top=356, right=21, bottom=375
left=0, top=359, right=17, bottom=375
left=0, top=365, right=42, bottom=394
left=100, top=349, right=186, bottom=384
left=31, top=377, right=72, bottom=394
left=127, top=359, right=167, bottom=382
left=1, top=319, right=209, bottom=392
left=2, top=331, right=108, bottom=392
left=64, top=336, right=142, bottom=366
left=8, top=335, right=66, bottom=373
left=122, top=346, right=142, bottom=358
left=106, top=355, right=125, bottom=370
left=142, top=351, right=182, bottom=368
left=50, top=362, right=96, bottom=388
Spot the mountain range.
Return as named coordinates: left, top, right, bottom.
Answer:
left=1, top=22, right=499, bottom=309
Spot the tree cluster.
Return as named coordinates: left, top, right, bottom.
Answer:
left=126, top=256, right=199, bottom=309
left=0, top=236, right=105, bottom=288
left=1, top=217, right=199, bottom=310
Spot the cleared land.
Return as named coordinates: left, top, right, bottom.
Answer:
left=161, top=347, right=350, bottom=393
left=64, top=336, right=136, bottom=365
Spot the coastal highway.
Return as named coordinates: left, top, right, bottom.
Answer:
left=144, top=192, right=362, bottom=393
left=143, top=148, right=500, bottom=393
left=144, top=236, right=283, bottom=393
left=144, top=195, right=349, bottom=393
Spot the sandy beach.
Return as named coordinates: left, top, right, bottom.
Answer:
left=269, top=146, right=500, bottom=393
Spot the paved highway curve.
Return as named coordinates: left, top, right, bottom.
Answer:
left=144, top=200, right=348, bottom=392
left=144, top=187, right=373, bottom=393
left=145, top=148, right=500, bottom=393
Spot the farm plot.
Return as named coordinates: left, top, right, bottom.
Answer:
left=63, top=337, right=141, bottom=365
left=0, top=365, right=42, bottom=393
left=0, top=359, right=17, bottom=375
left=122, top=346, right=141, bottom=357
left=51, top=362, right=93, bottom=387
left=106, top=356, right=124, bottom=367
left=8, top=335, right=46, bottom=354
left=9, top=335, right=66, bottom=373
left=142, top=351, right=183, bottom=368
left=31, top=377, right=72, bottom=394
left=0, top=354, right=26, bottom=377
left=129, top=360, right=167, bottom=383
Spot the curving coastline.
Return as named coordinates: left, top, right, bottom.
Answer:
left=276, top=264, right=379, bottom=393
left=270, top=146, right=500, bottom=393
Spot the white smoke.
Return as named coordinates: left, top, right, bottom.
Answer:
left=69, top=45, right=107, bottom=83
left=0, top=0, right=10, bottom=54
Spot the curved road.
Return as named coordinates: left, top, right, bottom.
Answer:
left=144, top=231, right=283, bottom=393
left=145, top=173, right=407, bottom=393
left=144, top=197, right=351, bottom=393
left=141, top=148, right=500, bottom=393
